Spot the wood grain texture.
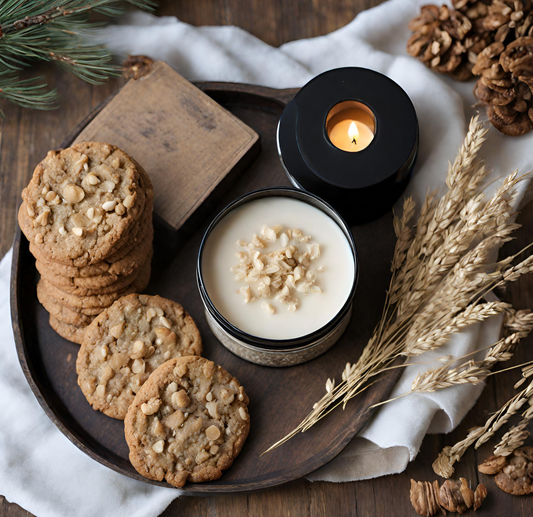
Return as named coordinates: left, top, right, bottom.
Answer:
left=1, top=0, right=532, bottom=515
left=74, top=62, right=259, bottom=233
left=11, top=82, right=405, bottom=493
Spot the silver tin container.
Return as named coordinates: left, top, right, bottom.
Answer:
left=196, top=188, right=358, bottom=367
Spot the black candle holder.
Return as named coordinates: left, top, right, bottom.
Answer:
left=277, top=67, right=419, bottom=224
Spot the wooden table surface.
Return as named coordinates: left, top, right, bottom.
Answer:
left=1, top=1, right=532, bottom=516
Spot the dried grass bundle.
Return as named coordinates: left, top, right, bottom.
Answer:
left=265, top=116, right=533, bottom=455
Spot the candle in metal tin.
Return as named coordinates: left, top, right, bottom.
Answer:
left=197, top=188, right=358, bottom=367
left=277, top=67, right=419, bottom=224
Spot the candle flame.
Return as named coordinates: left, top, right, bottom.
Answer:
left=348, top=121, right=359, bottom=144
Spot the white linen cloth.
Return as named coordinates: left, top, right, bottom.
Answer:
left=1, top=0, right=532, bottom=515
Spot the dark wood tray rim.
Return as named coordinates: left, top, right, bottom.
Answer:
left=10, top=81, right=400, bottom=493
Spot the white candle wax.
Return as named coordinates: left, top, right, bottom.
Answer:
left=201, top=197, right=355, bottom=340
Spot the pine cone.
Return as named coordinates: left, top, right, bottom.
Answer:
left=482, top=0, right=533, bottom=43
left=408, top=4, right=489, bottom=80
left=473, top=37, right=533, bottom=135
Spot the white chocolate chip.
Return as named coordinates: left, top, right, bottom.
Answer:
left=100, top=180, right=115, bottom=193
left=63, top=184, right=85, bottom=204
left=206, top=392, right=213, bottom=402
left=159, top=316, right=172, bottom=329
left=141, top=398, right=161, bottom=415
left=206, top=401, right=219, bottom=419
left=72, top=227, right=84, bottom=237
left=35, top=210, right=50, bottom=226
left=172, top=390, right=190, bottom=408
left=100, top=346, right=108, bottom=358
left=109, top=323, right=124, bottom=339
left=146, top=307, right=157, bottom=322
left=152, top=440, right=165, bottom=453
left=220, top=392, right=235, bottom=405
left=86, top=207, right=95, bottom=220
left=95, top=384, right=106, bottom=397
left=45, top=191, right=59, bottom=203
left=205, top=425, right=221, bottom=440
left=131, top=358, right=145, bottom=374
left=115, top=202, right=125, bottom=216
left=86, top=173, right=99, bottom=185
left=36, top=198, right=45, bottom=207
left=58, top=226, right=66, bottom=236
left=123, top=194, right=135, bottom=209
left=131, top=340, right=147, bottom=360
left=196, top=450, right=210, bottom=464
left=167, top=382, right=178, bottom=394
left=238, top=407, right=248, bottom=420
left=102, top=200, right=117, bottom=211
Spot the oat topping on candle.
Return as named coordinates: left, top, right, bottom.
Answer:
left=231, top=225, right=322, bottom=313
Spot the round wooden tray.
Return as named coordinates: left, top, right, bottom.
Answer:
left=11, top=82, right=403, bottom=493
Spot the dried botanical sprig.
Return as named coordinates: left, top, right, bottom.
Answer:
left=410, top=309, right=533, bottom=393
left=433, top=377, right=533, bottom=478
left=0, top=0, right=156, bottom=113
left=264, top=116, right=533, bottom=455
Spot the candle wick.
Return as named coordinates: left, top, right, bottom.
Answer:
left=351, top=137, right=357, bottom=145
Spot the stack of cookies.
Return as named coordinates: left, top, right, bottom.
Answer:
left=18, top=142, right=154, bottom=344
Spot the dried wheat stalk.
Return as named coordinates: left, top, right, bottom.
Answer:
left=410, top=309, right=533, bottom=393
left=433, top=372, right=533, bottom=478
left=264, top=116, right=533, bottom=455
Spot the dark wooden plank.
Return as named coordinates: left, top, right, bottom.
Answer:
left=157, top=0, right=376, bottom=47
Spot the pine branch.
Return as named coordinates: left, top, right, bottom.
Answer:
left=0, top=69, right=57, bottom=115
left=0, top=0, right=156, bottom=112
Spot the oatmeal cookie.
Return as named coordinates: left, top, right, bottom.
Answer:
left=41, top=252, right=152, bottom=310
left=29, top=220, right=153, bottom=279
left=124, top=356, right=250, bottom=487
left=35, top=254, right=147, bottom=296
left=19, top=142, right=146, bottom=266
left=49, top=315, right=87, bottom=344
left=77, top=294, right=202, bottom=419
left=37, top=280, right=95, bottom=327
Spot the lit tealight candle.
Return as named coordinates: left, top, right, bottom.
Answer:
left=326, top=102, right=375, bottom=152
